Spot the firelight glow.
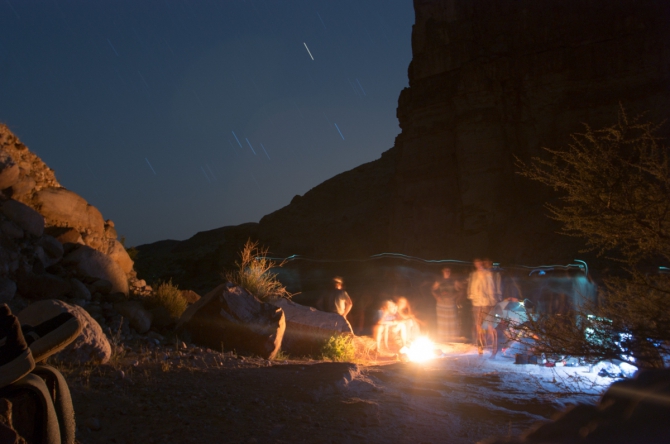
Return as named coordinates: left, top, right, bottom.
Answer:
left=406, top=337, right=435, bottom=363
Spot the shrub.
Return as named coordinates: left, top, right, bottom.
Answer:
left=321, top=334, right=356, bottom=362
left=146, top=279, right=188, bottom=319
left=516, top=107, right=670, bottom=368
left=224, top=240, right=292, bottom=302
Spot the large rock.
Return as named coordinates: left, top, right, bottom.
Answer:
left=62, top=245, right=129, bottom=295
left=33, top=188, right=104, bottom=237
left=177, top=284, right=285, bottom=359
left=44, top=226, right=83, bottom=245
left=106, top=240, right=133, bottom=274
left=272, top=298, right=353, bottom=356
left=0, top=199, right=44, bottom=237
left=16, top=273, right=71, bottom=300
left=37, top=235, right=64, bottom=264
left=113, top=300, right=152, bottom=334
left=0, top=150, right=20, bottom=190
left=17, top=299, right=112, bottom=364
left=485, top=368, right=670, bottom=443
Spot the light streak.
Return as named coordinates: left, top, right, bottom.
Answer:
left=356, top=78, right=366, bottom=95
left=303, top=42, right=314, bottom=60
left=334, top=123, right=345, bottom=140
left=145, top=158, right=157, bottom=175
left=316, top=12, right=326, bottom=30
left=260, top=143, right=271, bottom=160
left=201, top=166, right=211, bottom=183
left=245, top=138, right=257, bottom=155
left=107, top=39, right=119, bottom=56
left=232, top=131, right=243, bottom=148
left=205, top=164, right=217, bottom=181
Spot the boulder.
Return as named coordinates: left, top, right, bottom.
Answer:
left=61, top=245, right=128, bottom=295
left=16, top=273, right=71, bottom=300
left=0, top=200, right=44, bottom=237
left=69, top=278, right=91, bottom=301
left=9, top=175, right=35, bottom=199
left=180, top=290, right=201, bottom=304
left=177, top=284, right=285, bottom=360
left=107, top=240, right=133, bottom=274
left=17, top=299, right=111, bottom=364
left=37, top=235, right=64, bottom=263
left=0, top=150, right=20, bottom=190
left=33, top=188, right=104, bottom=236
left=0, top=220, right=23, bottom=239
left=0, top=277, right=16, bottom=303
left=113, top=300, right=152, bottom=334
left=90, top=279, right=112, bottom=295
left=44, top=226, right=83, bottom=245
left=272, top=298, right=353, bottom=356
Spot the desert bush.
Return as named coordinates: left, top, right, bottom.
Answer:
left=224, top=240, right=292, bottom=302
left=146, top=279, right=188, bottom=319
left=321, top=334, right=356, bottom=362
left=516, top=106, right=670, bottom=368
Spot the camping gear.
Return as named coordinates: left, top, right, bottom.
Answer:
left=18, top=302, right=83, bottom=363
left=482, top=299, right=530, bottom=330
left=0, top=305, right=35, bottom=390
left=33, top=365, right=76, bottom=444
left=0, top=373, right=61, bottom=444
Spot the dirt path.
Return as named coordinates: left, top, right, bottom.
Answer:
left=54, top=343, right=599, bottom=444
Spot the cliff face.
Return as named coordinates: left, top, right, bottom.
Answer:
left=389, top=0, right=670, bottom=262
left=136, top=0, right=670, bottom=291
left=257, top=149, right=396, bottom=258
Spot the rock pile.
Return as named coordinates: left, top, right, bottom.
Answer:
left=0, top=125, right=136, bottom=311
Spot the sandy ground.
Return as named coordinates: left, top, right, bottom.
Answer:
left=54, top=342, right=610, bottom=444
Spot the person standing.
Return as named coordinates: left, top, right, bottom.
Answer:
left=432, top=267, right=460, bottom=343
left=321, top=276, right=353, bottom=320
left=467, top=259, right=497, bottom=354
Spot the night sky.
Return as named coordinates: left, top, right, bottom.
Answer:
left=0, top=0, right=414, bottom=246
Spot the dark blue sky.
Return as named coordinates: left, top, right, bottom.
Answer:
left=0, top=0, right=414, bottom=246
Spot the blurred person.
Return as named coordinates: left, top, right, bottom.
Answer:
left=467, top=258, right=497, bottom=355
left=393, top=296, right=423, bottom=342
left=318, top=276, right=353, bottom=320
left=373, top=300, right=407, bottom=353
left=432, top=267, right=460, bottom=343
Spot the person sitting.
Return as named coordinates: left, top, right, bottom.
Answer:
left=393, top=297, right=423, bottom=342
left=373, top=300, right=407, bottom=353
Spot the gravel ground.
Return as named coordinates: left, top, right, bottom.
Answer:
left=52, top=341, right=603, bottom=444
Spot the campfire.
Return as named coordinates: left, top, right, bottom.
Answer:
left=401, top=337, right=436, bottom=363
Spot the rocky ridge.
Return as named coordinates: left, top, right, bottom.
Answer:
left=0, top=124, right=158, bottom=360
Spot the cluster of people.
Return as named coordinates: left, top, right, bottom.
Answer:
left=431, top=258, right=503, bottom=355
left=318, top=259, right=509, bottom=357
left=372, top=297, right=422, bottom=353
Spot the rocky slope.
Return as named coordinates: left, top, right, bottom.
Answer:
left=0, top=124, right=149, bottom=308
left=135, top=0, right=670, bottom=290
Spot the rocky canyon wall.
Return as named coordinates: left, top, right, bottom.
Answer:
left=136, top=0, right=670, bottom=290
left=390, top=0, right=670, bottom=263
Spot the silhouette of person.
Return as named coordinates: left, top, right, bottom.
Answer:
left=432, top=267, right=460, bottom=343
left=467, top=259, right=497, bottom=354
left=321, top=276, right=353, bottom=319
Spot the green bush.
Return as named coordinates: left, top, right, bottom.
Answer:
left=146, top=279, right=188, bottom=319
left=321, top=334, right=356, bottom=362
left=224, top=240, right=292, bottom=302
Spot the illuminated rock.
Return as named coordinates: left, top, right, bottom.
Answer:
left=272, top=298, right=353, bottom=356
left=177, top=284, right=285, bottom=360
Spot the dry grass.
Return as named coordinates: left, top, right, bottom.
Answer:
left=224, top=240, right=292, bottom=302
left=146, top=280, right=188, bottom=320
